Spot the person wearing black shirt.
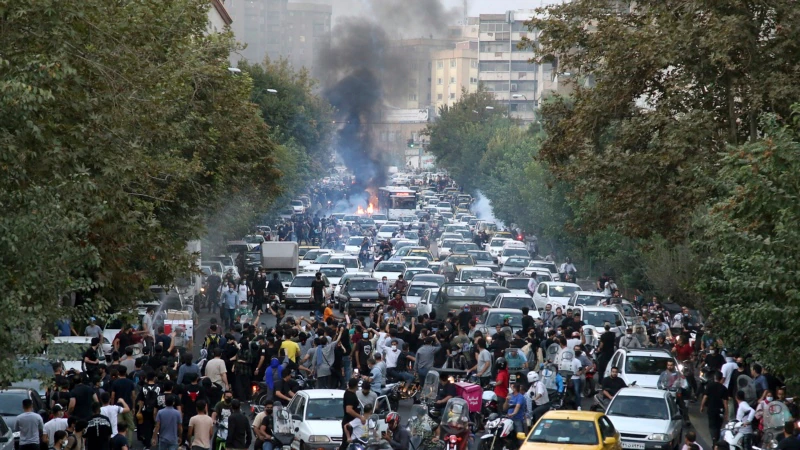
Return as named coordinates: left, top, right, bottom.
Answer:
left=489, top=332, right=510, bottom=360
left=777, top=422, right=800, bottom=450
left=181, top=373, right=206, bottom=443
left=436, top=373, right=457, bottom=407
left=355, top=331, right=373, bottom=373
left=601, top=367, right=627, bottom=400
left=311, top=273, right=327, bottom=316
left=84, top=402, right=112, bottom=450
left=273, top=372, right=295, bottom=405
left=701, top=372, right=729, bottom=445
left=571, top=312, right=585, bottom=331
left=266, top=273, right=284, bottom=300
left=597, top=324, right=616, bottom=382
left=69, top=375, right=99, bottom=421
left=340, top=379, right=363, bottom=450
left=457, top=306, right=472, bottom=334
left=83, top=338, right=101, bottom=375
left=253, top=272, right=267, bottom=313
left=521, top=307, right=535, bottom=334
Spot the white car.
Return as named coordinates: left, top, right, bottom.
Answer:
left=371, top=214, right=389, bottom=228
left=486, top=237, right=511, bottom=260
left=286, top=389, right=393, bottom=450
left=499, top=277, right=534, bottom=296
left=435, top=202, right=452, bottom=214
left=567, top=291, right=611, bottom=307
left=299, top=249, right=334, bottom=270
left=303, top=253, right=333, bottom=273
left=497, top=247, right=530, bottom=266
left=327, top=255, right=362, bottom=273
left=604, top=348, right=680, bottom=389
left=527, top=260, right=560, bottom=280
left=531, top=281, right=581, bottom=310
left=605, top=387, right=685, bottom=450
left=404, top=281, right=439, bottom=311
left=400, top=256, right=429, bottom=269
left=372, top=261, right=407, bottom=282
left=415, top=288, right=440, bottom=317
left=341, top=215, right=359, bottom=227
left=332, top=272, right=373, bottom=301
left=376, top=224, right=401, bottom=240
left=438, top=239, right=462, bottom=259
left=519, top=268, right=553, bottom=283
left=48, top=336, right=113, bottom=372
left=319, top=265, right=347, bottom=296
left=344, top=236, right=367, bottom=256
left=289, top=200, right=305, bottom=215
left=456, top=266, right=494, bottom=282
left=285, top=273, right=317, bottom=307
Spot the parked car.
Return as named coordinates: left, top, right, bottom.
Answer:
left=604, top=387, right=685, bottom=450
left=603, top=348, right=679, bottom=389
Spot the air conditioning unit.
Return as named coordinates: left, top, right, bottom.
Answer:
left=510, top=84, right=518, bottom=92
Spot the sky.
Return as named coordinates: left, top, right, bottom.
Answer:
left=328, top=0, right=564, bottom=21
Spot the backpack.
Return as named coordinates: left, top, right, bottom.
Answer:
left=142, top=384, right=162, bottom=411
left=204, top=334, right=220, bottom=351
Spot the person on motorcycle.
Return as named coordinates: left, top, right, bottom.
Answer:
left=560, top=257, right=577, bottom=279
left=383, top=412, right=409, bottom=450
left=435, top=372, right=457, bottom=408
left=601, top=367, right=627, bottom=402
left=526, top=272, right=538, bottom=296
left=391, top=275, right=408, bottom=295
left=494, top=357, right=510, bottom=405
left=377, top=277, right=390, bottom=301
left=267, top=273, right=285, bottom=304
left=388, top=292, right=405, bottom=314
left=344, top=403, right=373, bottom=445
left=527, top=372, right=550, bottom=427
left=659, top=360, right=690, bottom=423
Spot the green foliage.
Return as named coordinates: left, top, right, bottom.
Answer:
left=526, top=0, right=800, bottom=241
left=695, top=113, right=800, bottom=387
left=0, top=0, right=280, bottom=380
left=423, top=89, right=507, bottom=191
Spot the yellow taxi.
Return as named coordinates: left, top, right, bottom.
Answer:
left=408, top=248, right=434, bottom=261
left=495, top=231, right=514, bottom=239
left=518, top=411, right=621, bottom=450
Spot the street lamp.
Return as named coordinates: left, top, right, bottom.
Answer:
left=227, top=67, right=241, bottom=74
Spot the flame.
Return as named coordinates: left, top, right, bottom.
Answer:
left=356, top=205, right=365, bottom=215
left=367, top=203, right=374, bottom=215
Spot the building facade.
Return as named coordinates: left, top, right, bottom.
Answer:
left=478, top=10, right=553, bottom=122
left=226, top=0, right=331, bottom=72
left=208, top=0, right=233, bottom=33
left=430, top=42, right=478, bottom=112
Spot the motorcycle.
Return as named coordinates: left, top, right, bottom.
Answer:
left=722, top=420, right=748, bottom=450
left=408, top=404, right=438, bottom=450
left=349, top=416, right=392, bottom=450
left=440, top=398, right=472, bottom=450
left=272, top=404, right=295, bottom=450
left=760, top=401, right=792, bottom=449
left=420, top=370, right=441, bottom=420
left=590, top=392, right=610, bottom=412
left=481, top=413, right=520, bottom=450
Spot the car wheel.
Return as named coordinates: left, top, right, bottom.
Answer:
left=300, top=441, right=307, bottom=450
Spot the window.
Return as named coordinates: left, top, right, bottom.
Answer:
left=408, top=94, right=417, bottom=101
left=450, top=77, right=455, bottom=84
left=479, top=61, right=510, bottom=72
left=437, top=94, right=443, bottom=100
left=449, top=93, right=455, bottom=99
left=511, top=61, right=537, bottom=72
left=479, top=22, right=510, bottom=33
left=437, top=78, right=443, bottom=85
left=598, top=416, right=616, bottom=438
left=470, top=77, right=478, bottom=84
left=436, top=61, right=443, bottom=69
left=471, top=60, right=478, bottom=68
left=450, top=59, right=456, bottom=68
left=478, top=80, right=509, bottom=92
left=479, top=41, right=509, bottom=53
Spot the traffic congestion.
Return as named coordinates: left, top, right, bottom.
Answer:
left=7, top=168, right=795, bottom=450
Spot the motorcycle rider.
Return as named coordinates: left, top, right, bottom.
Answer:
left=388, top=292, right=405, bottom=314
left=391, top=275, right=408, bottom=296
left=659, top=360, right=690, bottom=424
left=383, top=412, right=409, bottom=450
left=376, top=277, right=390, bottom=301
left=735, top=390, right=756, bottom=450
left=266, top=273, right=285, bottom=305
left=527, top=372, right=550, bottom=427
left=559, top=257, right=577, bottom=281
left=601, top=367, right=627, bottom=405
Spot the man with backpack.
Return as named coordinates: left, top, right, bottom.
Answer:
left=138, top=373, right=162, bottom=449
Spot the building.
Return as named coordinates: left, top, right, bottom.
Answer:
left=388, top=38, right=455, bottom=110
left=208, top=0, right=232, bottom=33
left=431, top=42, right=478, bottom=112
left=226, top=0, right=331, bottom=72
left=478, top=10, right=554, bottom=122
left=372, top=109, right=432, bottom=166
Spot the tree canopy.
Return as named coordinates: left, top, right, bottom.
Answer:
left=0, top=0, right=280, bottom=376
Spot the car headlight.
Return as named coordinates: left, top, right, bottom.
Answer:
left=309, top=435, right=332, bottom=443
left=677, top=363, right=684, bottom=372
left=647, top=433, right=671, bottom=441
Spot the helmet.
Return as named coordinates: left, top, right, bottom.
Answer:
left=386, top=412, right=400, bottom=428
left=527, top=372, right=539, bottom=383
left=495, top=357, right=507, bottom=370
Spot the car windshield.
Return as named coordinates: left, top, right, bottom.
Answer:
left=290, top=277, right=316, bottom=287
left=414, top=275, right=445, bottom=286
left=490, top=240, right=507, bottom=247
left=527, top=419, right=598, bottom=445
left=485, top=312, right=523, bottom=327
left=461, top=270, right=492, bottom=280
left=448, top=256, right=473, bottom=265
left=626, top=356, right=672, bottom=375
left=380, top=225, right=399, bottom=233
left=407, top=285, right=432, bottom=297
left=372, top=215, right=387, bottom=221
left=442, top=240, right=460, bottom=248
left=375, top=263, right=405, bottom=272
left=329, top=258, right=358, bottom=268
left=582, top=310, right=622, bottom=327
left=47, top=343, right=88, bottom=361
left=549, top=285, right=580, bottom=297
left=265, top=271, right=294, bottom=282
left=344, top=215, right=358, bottom=222
left=349, top=280, right=378, bottom=291
left=505, top=257, right=530, bottom=267
left=608, top=396, right=669, bottom=420
left=453, top=243, right=479, bottom=252
left=305, top=398, right=343, bottom=421
left=499, top=297, right=534, bottom=309
left=444, top=285, right=486, bottom=297
left=303, top=251, right=324, bottom=261
left=314, top=254, right=332, bottom=264
left=468, top=251, right=492, bottom=261
left=320, top=267, right=346, bottom=278
left=505, top=279, right=529, bottom=289
left=503, top=249, right=529, bottom=257
left=244, top=235, right=264, bottom=244
left=529, top=262, right=556, bottom=271
left=347, top=237, right=364, bottom=246
left=0, top=392, right=28, bottom=415
left=574, top=294, right=605, bottom=306
left=403, top=259, right=428, bottom=268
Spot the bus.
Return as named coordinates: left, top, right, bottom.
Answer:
left=377, top=186, right=417, bottom=219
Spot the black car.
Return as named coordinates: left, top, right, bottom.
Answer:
left=337, top=277, right=380, bottom=315
left=0, top=388, right=46, bottom=446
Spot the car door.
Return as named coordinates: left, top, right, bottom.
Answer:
left=417, top=291, right=431, bottom=316
left=605, top=351, right=622, bottom=378
left=598, top=415, right=621, bottom=450
left=666, top=396, right=682, bottom=446
left=533, top=284, right=548, bottom=310
left=0, top=415, right=11, bottom=450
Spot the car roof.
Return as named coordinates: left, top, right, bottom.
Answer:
left=51, top=336, right=94, bottom=343
left=542, top=282, right=581, bottom=287
left=577, top=305, right=620, bottom=312
left=573, top=291, right=607, bottom=296
left=298, top=389, right=347, bottom=399
left=461, top=266, right=492, bottom=271
left=497, top=293, right=531, bottom=299
left=295, top=273, right=318, bottom=278
left=409, top=281, right=439, bottom=287
left=540, top=410, right=604, bottom=421
left=401, top=256, right=428, bottom=260
left=614, top=387, right=671, bottom=399
left=329, top=255, right=357, bottom=259
left=488, top=308, right=524, bottom=314
left=320, top=264, right=346, bottom=269
left=618, top=348, right=674, bottom=358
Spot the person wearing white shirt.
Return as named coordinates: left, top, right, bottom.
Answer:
left=735, top=390, right=756, bottom=450
left=237, top=281, right=249, bottom=304
left=43, top=405, right=68, bottom=444
left=721, top=357, right=738, bottom=389
left=100, top=392, right=129, bottom=436
left=571, top=350, right=586, bottom=410
left=527, top=274, right=538, bottom=295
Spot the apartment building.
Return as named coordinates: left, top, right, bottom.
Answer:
left=431, top=42, right=479, bottom=112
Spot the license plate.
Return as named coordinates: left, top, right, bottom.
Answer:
left=294, top=299, right=309, bottom=303
left=362, top=303, right=375, bottom=307
left=622, top=442, right=645, bottom=449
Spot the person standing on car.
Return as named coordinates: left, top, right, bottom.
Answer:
left=311, top=272, right=327, bottom=317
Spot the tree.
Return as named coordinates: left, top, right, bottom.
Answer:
left=695, top=111, right=800, bottom=387
left=526, top=0, right=800, bottom=241
left=424, top=89, right=506, bottom=191
left=0, top=0, right=280, bottom=378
